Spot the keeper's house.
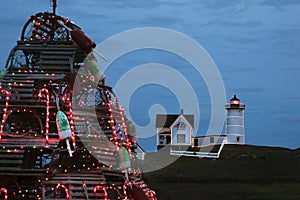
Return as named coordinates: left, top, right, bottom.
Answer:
left=156, top=109, right=194, bottom=150
left=156, top=95, right=245, bottom=150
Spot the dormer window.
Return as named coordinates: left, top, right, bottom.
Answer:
left=176, top=122, right=186, bottom=130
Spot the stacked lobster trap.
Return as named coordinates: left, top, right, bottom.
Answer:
left=0, top=2, right=156, bottom=200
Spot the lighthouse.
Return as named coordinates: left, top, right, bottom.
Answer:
left=225, top=95, right=245, bottom=144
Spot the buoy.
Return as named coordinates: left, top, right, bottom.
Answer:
left=56, top=97, right=73, bottom=157
left=119, top=146, right=131, bottom=169
left=118, top=146, right=131, bottom=189
left=130, top=184, right=149, bottom=200
left=71, top=29, right=96, bottom=54
left=0, top=68, right=7, bottom=80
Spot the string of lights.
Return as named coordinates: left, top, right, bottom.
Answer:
left=38, top=88, right=50, bottom=144
left=0, top=90, right=11, bottom=139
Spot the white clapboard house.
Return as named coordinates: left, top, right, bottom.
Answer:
left=156, top=109, right=194, bottom=150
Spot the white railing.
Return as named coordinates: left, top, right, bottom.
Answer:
left=170, top=141, right=226, bottom=159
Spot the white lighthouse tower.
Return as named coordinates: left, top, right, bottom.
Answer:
left=225, top=95, right=245, bottom=144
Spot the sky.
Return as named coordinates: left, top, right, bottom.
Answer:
left=0, top=0, right=299, bottom=151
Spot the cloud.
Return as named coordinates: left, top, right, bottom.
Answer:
left=274, top=114, right=300, bottom=122
left=141, top=16, right=184, bottom=27
left=261, top=0, right=300, bottom=9
left=217, top=26, right=300, bottom=60
left=99, top=0, right=162, bottom=9
left=221, top=20, right=261, bottom=28
left=257, top=28, right=300, bottom=58
left=284, top=66, right=300, bottom=71
left=199, top=0, right=244, bottom=10
left=159, top=1, right=188, bottom=7
left=222, top=66, right=261, bottom=74
left=198, top=21, right=218, bottom=27
left=237, top=87, right=268, bottom=93
left=288, top=96, right=300, bottom=100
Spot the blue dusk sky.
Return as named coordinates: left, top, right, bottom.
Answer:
left=0, top=0, right=299, bottom=151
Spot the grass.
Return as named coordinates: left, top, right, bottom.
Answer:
left=148, top=183, right=300, bottom=200
left=141, top=144, right=300, bottom=200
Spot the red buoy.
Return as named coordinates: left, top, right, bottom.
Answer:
left=130, top=184, right=149, bottom=200
left=71, top=29, right=96, bottom=53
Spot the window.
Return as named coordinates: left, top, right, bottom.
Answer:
left=176, top=122, right=186, bottom=130
left=210, top=137, right=214, bottom=143
left=159, top=136, right=165, bottom=144
left=237, top=136, right=240, bottom=142
left=177, top=134, right=186, bottom=143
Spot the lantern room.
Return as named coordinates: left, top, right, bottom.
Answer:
left=230, top=95, right=240, bottom=106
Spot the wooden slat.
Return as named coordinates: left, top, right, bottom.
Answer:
left=1, top=79, right=34, bottom=83
left=0, top=154, right=23, bottom=158
left=0, top=160, right=22, bottom=164
left=70, top=194, right=104, bottom=198
left=0, top=138, right=59, bottom=146
left=71, top=186, right=105, bottom=190
left=9, top=93, right=32, bottom=98
left=41, top=51, right=75, bottom=55
left=71, top=194, right=104, bottom=198
left=50, top=173, right=105, bottom=177
left=40, top=54, right=72, bottom=59
left=0, top=102, right=46, bottom=107
left=0, top=151, right=24, bottom=155
left=2, top=74, right=65, bottom=80
left=0, top=82, right=34, bottom=87
left=0, top=167, right=21, bottom=171
left=44, top=180, right=105, bottom=185
left=17, top=45, right=77, bottom=51
left=51, top=176, right=105, bottom=181
left=39, top=65, right=70, bottom=69
left=40, top=60, right=70, bottom=65
left=0, top=169, right=47, bottom=176
left=1, top=88, right=32, bottom=93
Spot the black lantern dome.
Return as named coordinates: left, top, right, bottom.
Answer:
left=230, top=95, right=240, bottom=105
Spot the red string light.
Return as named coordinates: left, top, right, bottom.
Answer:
left=55, top=184, right=70, bottom=199
left=122, top=180, right=130, bottom=200
left=38, top=88, right=50, bottom=143
left=93, top=185, right=108, bottom=200
left=107, top=100, right=118, bottom=146
left=119, top=106, right=131, bottom=151
left=0, top=188, right=8, bottom=200
left=146, top=190, right=157, bottom=200
left=62, top=94, right=75, bottom=147
left=0, top=90, right=11, bottom=140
